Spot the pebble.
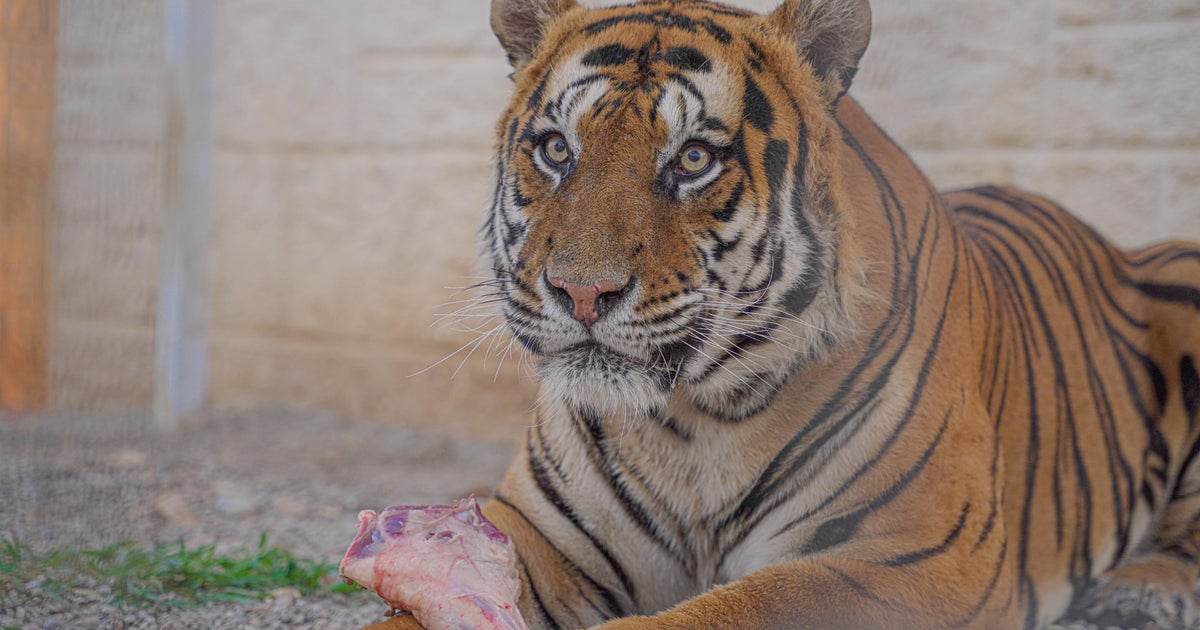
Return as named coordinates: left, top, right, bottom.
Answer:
left=270, top=495, right=309, bottom=518
left=268, top=587, right=302, bottom=608
left=108, top=449, right=149, bottom=470
left=211, top=481, right=261, bottom=516
left=153, top=491, right=198, bottom=528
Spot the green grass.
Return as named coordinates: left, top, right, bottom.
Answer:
left=0, top=529, right=361, bottom=609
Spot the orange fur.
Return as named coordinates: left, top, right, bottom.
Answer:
left=364, top=1, right=1200, bottom=628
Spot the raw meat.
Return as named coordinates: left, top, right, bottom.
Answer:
left=339, top=496, right=528, bottom=630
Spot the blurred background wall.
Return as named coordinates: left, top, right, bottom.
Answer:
left=28, top=0, right=1200, bottom=441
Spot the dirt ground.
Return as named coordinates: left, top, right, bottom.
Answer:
left=0, top=406, right=518, bottom=628
left=0, top=407, right=1160, bottom=629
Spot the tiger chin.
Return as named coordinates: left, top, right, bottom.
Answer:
left=371, top=0, right=1200, bottom=629
left=538, top=343, right=673, bottom=421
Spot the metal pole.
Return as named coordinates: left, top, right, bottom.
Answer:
left=155, top=0, right=213, bottom=430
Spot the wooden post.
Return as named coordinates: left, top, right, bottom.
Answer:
left=155, top=0, right=213, bottom=430
left=0, top=0, right=55, bottom=414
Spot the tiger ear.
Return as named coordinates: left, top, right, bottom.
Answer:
left=491, top=0, right=579, bottom=71
left=769, top=0, right=871, bottom=103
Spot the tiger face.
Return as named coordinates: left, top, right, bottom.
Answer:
left=485, top=0, right=870, bottom=421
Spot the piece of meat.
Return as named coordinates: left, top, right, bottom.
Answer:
left=339, top=496, right=528, bottom=630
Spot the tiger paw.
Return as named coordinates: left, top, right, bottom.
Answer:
left=1073, top=554, right=1200, bottom=629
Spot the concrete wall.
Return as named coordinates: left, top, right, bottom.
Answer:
left=50, top=0, right=165, bottom=409
left=49, top=0, right=1200, bottom=439
left=852, top=0, right=1200, bottom=245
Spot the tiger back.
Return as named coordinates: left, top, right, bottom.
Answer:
left=369, top=0, right=1200, bottom=628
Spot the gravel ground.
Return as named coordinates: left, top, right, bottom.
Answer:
left=0, top=407, right=515, bottom=629
left=0, top=407, right=1178, bottom=629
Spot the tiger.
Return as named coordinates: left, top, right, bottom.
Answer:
left=369, top=0, right=1200, bottom=628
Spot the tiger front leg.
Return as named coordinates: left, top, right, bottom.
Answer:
left=479, top=496, right=626, bottom=629
left=1067, top=473, right=1200, bottom=627
left=592, top=555, right=1023, bottom=630
left=1064, top=392, right=1200, bottom=630
left=1069, top=549, right=1200, bottom=628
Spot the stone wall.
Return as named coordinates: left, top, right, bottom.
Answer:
left=49, top=0, right=1200, bottom=439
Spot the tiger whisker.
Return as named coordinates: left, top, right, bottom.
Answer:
left=675, top=337, right=755, bottom=391
left=693, top=314, right=808, bottom=347
left=493, top=333, right=520, bottom=383
left=701, top=300, right=831, bottom=335
left=434, top=311, right=508, bottom=320
left=411, top=323, right=502, bottom=378
left=450, top=322, right=507, bottom=381
left=431, top=293, right=508, bottom=309
left=691, top=333, right=776, bottom=386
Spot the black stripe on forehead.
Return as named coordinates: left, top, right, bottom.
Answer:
left=583, top=10, right=732, bottom=44
left=637, top=0, right=752, bottom=17
left=664, top=47, right=711, bottom=73
left=582, top=43, right=638, bottom=67
left=534, top=73, right=609, bottom=122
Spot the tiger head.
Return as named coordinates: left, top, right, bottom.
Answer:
left=484, top=0, right=872, bottom=422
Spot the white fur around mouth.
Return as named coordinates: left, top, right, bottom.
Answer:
left=538, top=343, right=672, bottom=418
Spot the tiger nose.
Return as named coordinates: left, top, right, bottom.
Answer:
left=548, top=277, right=628, bottom=328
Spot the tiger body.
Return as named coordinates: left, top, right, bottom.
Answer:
left=373, top=1, right=1200, bottom=628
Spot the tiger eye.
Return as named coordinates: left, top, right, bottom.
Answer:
left=678, top=144, right=712, bottom=176
left=542, top=134, right=571, bottom=165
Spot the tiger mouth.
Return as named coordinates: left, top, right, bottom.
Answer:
left=554, top=341, right=642, bottom=370
left=538, top=340, right=680, bottom=415
left=546, top=330, right=698, bottom=382
left=553, top=320, right=699, bottom=361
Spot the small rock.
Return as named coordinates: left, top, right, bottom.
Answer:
left=269, top=587, right=303, bottom=613
left=270, top=495, right=308, bottom=518
left=42, top=618, right=64, bottom=630
left=153, top=491, right=198, bottom=528
left=338, top=434, right=368, bottom=452
left=183, top=532, right=215, bottom=549
left=318, top=503, right=347, bottom=517
left=108, top=448, right=149, bottom=469
left=316, top=451, right=344, bottom=468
